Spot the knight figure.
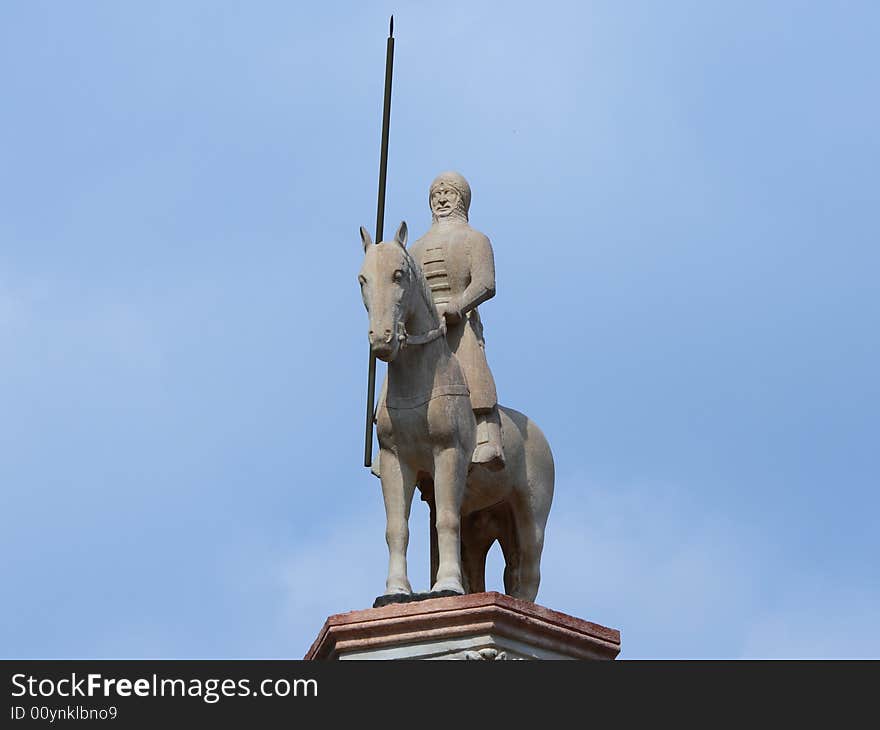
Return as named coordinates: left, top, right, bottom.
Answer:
left=414, top=171, right=505, bottom=470
left=370, top=171, right=504, bottom=475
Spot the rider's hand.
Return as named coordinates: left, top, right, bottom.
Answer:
left=442, top=298, right=462, bottom=325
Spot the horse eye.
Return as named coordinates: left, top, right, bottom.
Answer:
left=393, top=269, right=404, bottom=282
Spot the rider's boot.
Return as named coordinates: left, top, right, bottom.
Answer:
left=472, top=407, right=505, bottom=471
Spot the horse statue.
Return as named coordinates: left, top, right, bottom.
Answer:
left=358, top=221, right=554, bottom=602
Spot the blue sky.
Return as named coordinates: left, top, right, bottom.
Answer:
left=1, top=1, right=877, bottom=658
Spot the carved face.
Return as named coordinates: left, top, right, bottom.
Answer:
left=430, top=183, right=461, bottom=219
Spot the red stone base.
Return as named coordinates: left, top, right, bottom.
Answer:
left=305, top=592, right=620, bottom=660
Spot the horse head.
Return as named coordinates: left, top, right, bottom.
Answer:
left=358, top=221, right=420, bottom=362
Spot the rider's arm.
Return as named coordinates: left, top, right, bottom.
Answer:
left=448, top=232, right=496, bottom=319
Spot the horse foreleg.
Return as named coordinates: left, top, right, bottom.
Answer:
left=430, top=447, right=467, bottom=594
left=380, top=448, right=416, bottom=595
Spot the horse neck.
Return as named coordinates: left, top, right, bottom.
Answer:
left=405, top=283, right=438, bottom=339
left=388, top=291, right=457, bottom=397
left=390, top=334, right=450, bottom=381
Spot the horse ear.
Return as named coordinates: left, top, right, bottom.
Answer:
left=359, top=226, right=373, bottom=252
left=394, top=221, right=408, bottom=248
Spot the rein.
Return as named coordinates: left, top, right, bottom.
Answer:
left=397, top=318, right=447, bottom=348
left=393, top=246, right=446, bottom=349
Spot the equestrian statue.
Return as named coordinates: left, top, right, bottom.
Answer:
left=358, top=172, right=554, bottom=603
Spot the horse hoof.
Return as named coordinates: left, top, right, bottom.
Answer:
left=385, top=584, right=411, bottom=596
left=430, top=580, right=464, bottom=595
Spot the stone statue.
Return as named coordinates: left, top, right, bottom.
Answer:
left=358, top=182, right=555, bottom=601
left=410, top=172, right=504, bottom=471
left=371, top=172, right=503, bottom=475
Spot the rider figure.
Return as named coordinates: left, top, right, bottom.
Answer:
left=408, top=171, right=505, bottom=471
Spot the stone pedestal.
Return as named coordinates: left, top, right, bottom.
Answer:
left=305, top=591, right=620, bottom=660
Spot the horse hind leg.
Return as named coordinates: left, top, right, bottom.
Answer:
left=463, top=503, right=521, bottom=597
left=509, top=492, right=547, bottom=602
left=460, top=511, right=493, bottom=594
left=508, top=417, right=554, bottom=602
left=491, top=504, right=522, bottom=597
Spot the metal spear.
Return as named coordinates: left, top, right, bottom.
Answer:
left=364, top=16, right=394, bottom=467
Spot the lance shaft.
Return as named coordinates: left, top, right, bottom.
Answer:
left=365, top=17, right=394, bottom=467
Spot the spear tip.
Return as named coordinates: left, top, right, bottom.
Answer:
left=390, top=15, right=394, bottom=38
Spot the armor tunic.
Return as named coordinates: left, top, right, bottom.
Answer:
left=410, top=221, right=499, bottom=413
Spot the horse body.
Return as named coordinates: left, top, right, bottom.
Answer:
left=360, top=223, right=554, bottom=602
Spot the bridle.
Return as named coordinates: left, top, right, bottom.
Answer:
left=396, top=318, right=447, bottom=348
left=393, top=248, right=447, bottom=349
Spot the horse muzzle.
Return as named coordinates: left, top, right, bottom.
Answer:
left=369, top=328, right=401, bottom=362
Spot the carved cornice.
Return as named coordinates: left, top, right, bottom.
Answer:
left=305, top=591, right=621, bottom=660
